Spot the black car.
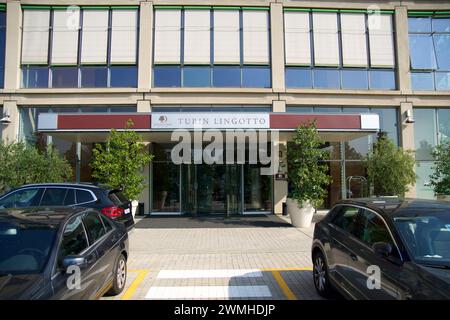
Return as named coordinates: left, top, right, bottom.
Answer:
left=0, top=184, right=134, bottom=229
left=0, top=207, right=129, bottom=299
left=312, top=198, right=450, bottom=300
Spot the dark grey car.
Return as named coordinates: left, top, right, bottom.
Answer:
left=311, top=198, right=450, bottom=300
left=0, top=207, right=129, bottom=300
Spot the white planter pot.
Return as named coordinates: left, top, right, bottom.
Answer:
left=131, top=200, right=139, bottom=218
left=286, top=198, right=315, bottom=228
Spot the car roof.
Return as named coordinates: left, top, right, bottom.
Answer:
left=12, top=183, right=112, bottom=191
left=0, top=207, right=90, bottom=227
left=338, top=197, right=450, bottom=218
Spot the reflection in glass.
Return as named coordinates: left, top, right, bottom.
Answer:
left=411, top=72, right=434, bottom=90
left=183, top=66, right=210, bottom=87
left=369, top=70, right=396, bottom=90
left=21, top=66, right=49, bottom=88
left=438, top=109, right=450, bottom=141
left=213, top=66, right=241, bottom=87
left=314, top=69, right=340, bottom=89
left=244, top=164, right=272, bottom=212
left=52, top=67, right=78, bottom=88
left=152, top=162, right=180, bottom=212
left=285, top=67, right=312, bottom=88
left=153, top=66, right=181, bottom=87
left=415, top=162, right=435, bottom=199
left=110, top=66, right=137, bottom=87
left=409, top=35, right=437, bottom=70
left=345, top=161, right=368, bottom=198
left=435, top=72, right=450, bottom=91
left=242, top=67, right=271, bottom=88
left=341, top=69, right=369, bottom=90
left=433, top=35, right=450, bottom=70
left=414, top=108, right=436, bottom=161
left=81, top=67, right=107, bottom=87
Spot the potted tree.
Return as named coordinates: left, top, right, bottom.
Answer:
left=429, top=140, right=450, bottom=201
left=90, top=120, right=154, bottom=218
left=365, top=133, right=416, bottom=197
left=287, top=121, right=332, bottom=228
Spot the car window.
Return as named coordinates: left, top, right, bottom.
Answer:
left=100, top=214, right=113, bottom=233
left=331, top=206, right=360, bottom=233
left=40, top=188, right=67, bottom=206
left=64, top=189, right=75, bottom=206
left=82, top=212, right=106, bottom=244
left=0, top=188, right=43, bottom=209
left=76, top=190, right=94, bottom=204
left=59, top=215, right=89, bottom=265
left=108, top=191, right=128, bottom=205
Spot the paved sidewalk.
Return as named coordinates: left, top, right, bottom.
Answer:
left=102, top=214, right=326, bottom=300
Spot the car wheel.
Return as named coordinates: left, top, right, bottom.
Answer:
left=313, top=251, right=333, bottom=298
left=107, top=254, right=127, bottom=296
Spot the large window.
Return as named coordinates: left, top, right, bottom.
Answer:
left=284, top=9, right=396, bottom=90
left=409, top=12, right=450, bottom=91
left=414, top=108, right=450, bottom=199
left=153, top=6, right=271, bottom=88
left=21, top=6, right=138, bottom=88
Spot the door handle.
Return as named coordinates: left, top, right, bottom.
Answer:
left=349, top=253, right=358, bottom=261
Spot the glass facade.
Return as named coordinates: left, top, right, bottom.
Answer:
left=414, top=108, right=450, bottom=199
left=409, top=15, right=450, bottom=91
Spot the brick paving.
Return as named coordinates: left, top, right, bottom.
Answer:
left=102, top=213, right=326, bottom=300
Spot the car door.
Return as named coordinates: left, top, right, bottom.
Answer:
left=0, top=188, right=44, bottom=209
left=81, top=212, right=115, bottom=297
left=344, top=208, right=410, bottom=299
left=51, top=214, right=98, bottom=300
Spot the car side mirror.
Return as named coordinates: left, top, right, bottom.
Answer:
left=62, top=255, right=87, bottom=270
left=372, top=242, right=393, bottom=257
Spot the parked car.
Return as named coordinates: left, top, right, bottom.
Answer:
left=0, top=207, right=129, bottom=299
left=312, top=198, right=450, bottom=300
left=0, top=184, right=134, bottom=229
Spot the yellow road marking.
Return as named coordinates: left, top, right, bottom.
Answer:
left=121, top=269, right=149, bottom=300
left=271, top=270, right=298, bottom=300
left=261, top=267, right=313, bottom=272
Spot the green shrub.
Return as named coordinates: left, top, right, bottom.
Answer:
left=430, top=140, right=450, bottom=196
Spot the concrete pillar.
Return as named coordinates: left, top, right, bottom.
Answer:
left=138, top=1, right=153, bottom=91
left=395, top=6, right=411, bottom=93
left=137, top=100, right=151, bottom=113
left=270, top=2, right=285, bottom=93
left=1, top=101, right=20, bottom=143
left=272, top=100, right=286, bottom=113
left=137, top=99, right=151, bottom=213
left=400, top=102, right=416, bottom=198
left=4, top=1, right=22, bottom=92
left=274, top=138, right=288, bottom=214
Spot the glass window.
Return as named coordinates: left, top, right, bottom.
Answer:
left=314, top=107, right=341, bottom=113
left=21, top=66, right=49, bottom=88
left=81, top=66, right=108, bottom=88
left=59, top=215, right=89, bottom=261
left=414, top=108, right=437, bottom=161
left=212, top=66, right=241, bottom=87
left=183, top=66, right=210, bottom=87
left=285, top=67, right=312, bottom=88
left=40, top=188, right=67, bottom=206
left=0, top=188, right=43, bottom=209
left=435, top=72, right=450, bottom=91
left=110, top=66, right=137, bottom=88
left=79, top=106, right=109, bottom=113
left=415, top=162, right=435, bottom=199
left=369, top=70, right=396, bottom=90
left=153, top=66, right=181, bottom=87
left=345, top=161, right=368, bottom=198
left=82, top=212, right=106, bottom=244
left=409, top=34, right=437, bottom=70
left=353, top=209, right=395, bottom=250
left=76, top=190, right=94, bottom=204
left=286, top=106, right=314, bottom=113
left=64, top=189, right=75, bottom=206
left=408, top=17, right=432, bottom=33
left=108, top=106, right=137, bottom=113
left=433, top=18, right=450, bottom=33
left=100, top=215, right=113, bottom=233
left=438, top=109, right=450, bottom=141
left=152, top=162, right=180, bottom=212
left=341, top=69, right=369, bottom=90
left=313, top=69, right=340, bottom=89
left=51, top=67, right=78, bottom=88
left=244, top=164, right=272, bottom=212
left=242, top=67, right=271, bottom=88
left=433, top=35, right=450, bottom=70
left=331, top=206, right=360, bottom=233
left=411, top=72, right=435, bottom=90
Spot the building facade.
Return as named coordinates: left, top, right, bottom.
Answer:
left=0, top=0, right=449, bottom=215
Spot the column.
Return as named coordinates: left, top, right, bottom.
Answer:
left=138, top=1, right=153, bottom=91
left=1, top=101, right=19, bottom=143
left=4, top=1, right=22, bottom=92
left=137, top=99, right=151, bottom=214
left=400, top=101, right=416, bottom=198
left=270, top=2, right=285, bottom=92
left=395, top=6, right=411, bottom=93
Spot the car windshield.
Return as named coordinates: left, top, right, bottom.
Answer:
left=0, top=221, right=57, bottom=275
left=394, top=211, right=450, bottom=268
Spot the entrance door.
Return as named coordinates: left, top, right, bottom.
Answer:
left=182, top=164, right=241, bottom=215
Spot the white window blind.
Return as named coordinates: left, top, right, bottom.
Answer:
left=341, top=13, right=368, bottom=67
left=368, top=14, right=395, bottom=67
left=154, top=10, right=181, bottom=64
left=184, top=10, right=210, bottom=64
left=214, top=10, right=240, bottom=64
left=243, top=10, right=269, bottom=64
left=81, top=10, right=109, bottom=64
left=110, top=10, right=138, bottom=64
left=51, top=10, right=80, bottom=65
left=22, top=10, right=50, bottom=64
left=284, top=12, right=311, bottom=65
left=313, top=12, right=339, bottom=66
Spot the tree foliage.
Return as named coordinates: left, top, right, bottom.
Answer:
left=0, top=141, right=73, bottom=194
left=90, top=120, right=154, bottom=200
left=287, top=121, right=332, bottom=208
left=365, top=135, right=416, bottom=197
left=430, top=140, right=450, bottom=195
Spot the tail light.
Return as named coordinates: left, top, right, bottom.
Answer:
left=101, top=206, right=124, bottom=218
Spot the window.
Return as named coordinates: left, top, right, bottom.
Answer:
left=0, top=188, right=43, bottom=209
left=76, top=190, right=94, bottom=204
left=59, top=215, right=89, bottom=263
left=353, top=209, right=395, bottom=251
left=20, top=7, right=139, bottom=88
left=82, top=212, right=106, bottom=244
left=284, top=9, right=396, bottom=90
left=331, top=206, right=360, bottom=233
left=64, top=189, right=76, bottom=206
left=153, top=7, right=271, bottom=88
left=100, top=215, right=113, bottom=233
left=409, top=13, right=450, bottom=91
left=40, top=188, right=67, bottom=206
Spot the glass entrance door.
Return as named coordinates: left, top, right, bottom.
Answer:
left=182, top=164, right=241, bottom=215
